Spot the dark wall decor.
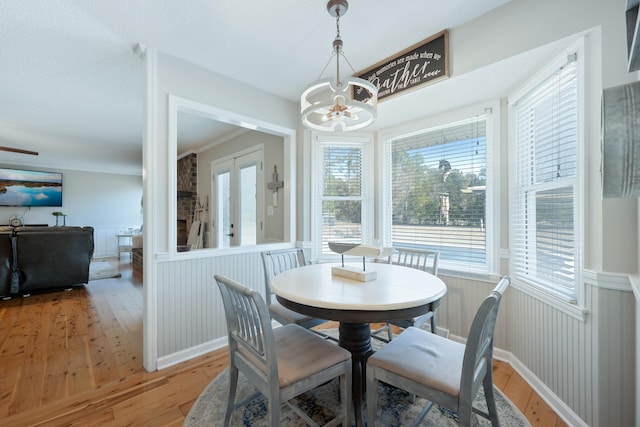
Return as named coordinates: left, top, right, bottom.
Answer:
left=355, top=30, right=449, bottom=102
left=627, top=0, right=639, bottom=72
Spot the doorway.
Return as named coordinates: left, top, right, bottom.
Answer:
left=211, top=147, right=264, bottom=248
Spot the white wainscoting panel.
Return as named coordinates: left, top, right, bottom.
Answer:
left=437, top=273, right=635, bottom=427
left=91, top=225, right=140, bottom=259
left=152, top=261, right=635, bottom=427
left=156, top=251, right=265, bottom=360
left=436, top=275, right=506, bottom=345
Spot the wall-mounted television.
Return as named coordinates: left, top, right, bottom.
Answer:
left=0, top=167, right=63, bottom=207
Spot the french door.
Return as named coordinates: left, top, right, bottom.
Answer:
left=211, top=149, right=263, bottom=248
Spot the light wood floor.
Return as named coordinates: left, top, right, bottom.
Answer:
left=0, top=257, right=567, bottom=426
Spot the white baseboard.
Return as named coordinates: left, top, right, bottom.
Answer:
left=93, top=250, right=116, bottom=259
left=500, top=351, right=588, bottom=427
left=156, top=336, right=227, bottom=370
left=435, top=326, right=449, bottom=338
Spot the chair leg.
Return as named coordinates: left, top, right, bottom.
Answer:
left=224, top=366, right=239, bottom=427
left=430, top=310, right=437, bottom=333
left=457, top=399, right=474, bottom=427
left=366, top=367, right=379, bottom=426
left=386, top=322, right=393, bottom=341
left=340, top=367, right=352, bottom=426
left=483, top=374, right=501, bottom=427
left=268, top=394, right=281, bottom=427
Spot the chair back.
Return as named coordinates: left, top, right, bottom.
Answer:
left=215, top=274, right=278, bottom=379
left=460, top=276, right=510, bottom=403
left=261, top=248, right=307, bottom=305
left=388, top=247, right=439, bottom=276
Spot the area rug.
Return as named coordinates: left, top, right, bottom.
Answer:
left=89, top=260, right=121, bottom=280
left=184, top=332, right=530, bottom=426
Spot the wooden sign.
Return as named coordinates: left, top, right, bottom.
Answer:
left=355, top=30, right=449, bottom=102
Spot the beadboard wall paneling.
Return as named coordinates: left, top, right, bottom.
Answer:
left=631, top=275, right=640, bottom=427
left=152, top=263, right=634, bottom=427
left=436, top=273, right=635, bottom=427
left=596, top=285, right=635, bottom=427
left=436, top=275, right=508, bottom=347
left=509, top=284, right=594, bottom=425
left=156, top=251, right=265, bottom=358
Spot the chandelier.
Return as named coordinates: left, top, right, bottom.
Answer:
left=301, top=0, right=378, bottom=132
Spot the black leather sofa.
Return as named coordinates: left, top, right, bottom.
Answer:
left=0, top=226, right=94, bottom=299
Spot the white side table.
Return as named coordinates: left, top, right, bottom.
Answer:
left=116, top=233, right=134, bottom=259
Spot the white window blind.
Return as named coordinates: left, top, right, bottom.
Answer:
left=511, top=55, right=580, bottom=301
left=312, top=139, right=371, bottom=257
left=389, top=118, right=488, bottom=272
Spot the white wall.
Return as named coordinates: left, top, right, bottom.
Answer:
left=0, top=166, right=142, bottom=257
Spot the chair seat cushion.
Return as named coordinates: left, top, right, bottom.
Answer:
left=274, top=324, right=351, bottom=388
left=269, top=301, right=317, bottom=325
left=368, top=326, right=464, bottom=396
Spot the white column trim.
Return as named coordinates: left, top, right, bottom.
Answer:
left=143, top=47, right=158, bottom=372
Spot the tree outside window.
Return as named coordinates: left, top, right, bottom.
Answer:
left=389, top=119, right=488, bottom=270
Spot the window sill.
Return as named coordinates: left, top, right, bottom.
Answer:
left=437, top=269, right=502, bottom=285
left=510, top=278, right=588, bottom=322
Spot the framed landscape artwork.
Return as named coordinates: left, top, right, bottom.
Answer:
left=0, top=167, right=63, bottom=207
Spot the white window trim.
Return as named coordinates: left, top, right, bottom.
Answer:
left=310, top=131, right=374, bottom=262
left=507, top=36, right=587, bottom=317
left=377, top=100, right=502, bottom=277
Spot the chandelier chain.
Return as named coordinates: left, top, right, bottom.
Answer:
left=335, top=8, right=341, bottom=41
left=335, top=8, right=342, bottom=86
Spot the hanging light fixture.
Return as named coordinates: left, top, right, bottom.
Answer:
left=301, top=0, right=378, bottom=132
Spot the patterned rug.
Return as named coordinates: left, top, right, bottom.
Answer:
left=184, top=331, right=531, bottom=427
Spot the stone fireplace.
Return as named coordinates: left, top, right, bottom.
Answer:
left=177, top=153, right=197, bottom=245
left=177, top=219, right=187, bottom=245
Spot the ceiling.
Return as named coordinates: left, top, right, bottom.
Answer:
left=0, top=0, right=567, bottom=176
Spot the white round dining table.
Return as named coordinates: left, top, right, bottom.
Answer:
left=270, top=262, right=447, bottom=427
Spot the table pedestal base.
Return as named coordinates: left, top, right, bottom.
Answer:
left=339, top=322, right=373, bottom=427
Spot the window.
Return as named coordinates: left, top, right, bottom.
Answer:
left=383, top=112, right=495, bottom=274
left=311, top=134, right=373, bottom=259
left=510, top=48, right=582, bottom=302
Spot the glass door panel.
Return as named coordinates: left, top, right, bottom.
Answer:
left=239, top=164, right=257, bottom=246
left=211, top=149, right=263, bottom=248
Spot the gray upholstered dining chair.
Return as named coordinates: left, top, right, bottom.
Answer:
left=261, top=248, right=335, bottom=340
left=371, top=247, right=441, bottom=342
left=366, top=276, right=510, bottom=427
left=215, top=274, right=352, bottom=427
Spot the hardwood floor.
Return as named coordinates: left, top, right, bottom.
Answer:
left=0, top=257, right=567, bottom=426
